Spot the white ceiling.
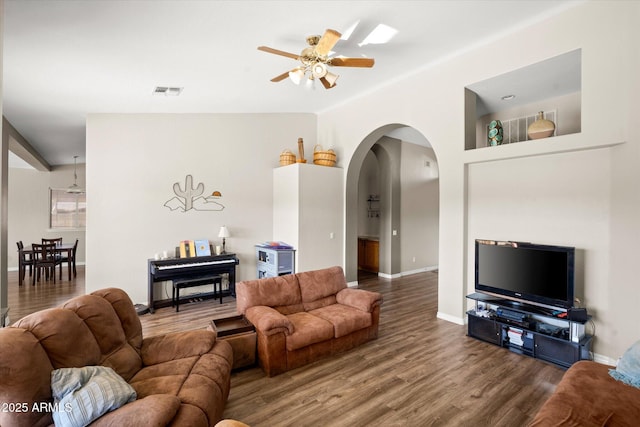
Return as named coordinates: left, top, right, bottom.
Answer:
left=467, top=48, right=582, bottom=117
left=3, top=0, right=582, bottom=166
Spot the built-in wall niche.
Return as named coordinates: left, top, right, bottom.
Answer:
left=464, top=49, right=581, bottom=151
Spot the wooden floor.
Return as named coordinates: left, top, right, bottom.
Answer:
left=6, top=266, right=87, bottom=322
left=6, top=268, right=563, bottom=426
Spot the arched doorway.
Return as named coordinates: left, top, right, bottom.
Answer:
left=345, top=124, right=439, bottom=284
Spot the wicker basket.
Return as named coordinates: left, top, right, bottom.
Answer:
left=279, top=149, right=296, bottom=166
left=313, top=145, right=337, bottom=167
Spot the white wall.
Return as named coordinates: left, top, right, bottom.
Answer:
left=400, top=143, right=439, bottom=273
left=299, top=164, right=343, bottom=271
left=86, top=113, right=316, bottom=305
left=272, top=166, right=300, bottom=251
left=273, top=163, right=343, bottom=272
left=318, top=1, right=639, bottom=360
left=372, top=138, right=401, bottom=275
left=8, top=164, right=86, bottom=268
left=466, top=149, right=611, bottom=325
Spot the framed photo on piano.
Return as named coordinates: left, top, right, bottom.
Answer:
left=195, top=239, right=211, bottom=256
left=179, top=240, right=195, bottom=258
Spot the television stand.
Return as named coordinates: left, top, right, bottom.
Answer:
left=466, top=293, right=592, bottom=369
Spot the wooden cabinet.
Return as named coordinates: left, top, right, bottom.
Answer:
left=358, top=238, right=379, bottom=273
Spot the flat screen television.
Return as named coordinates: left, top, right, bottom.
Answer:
left=475, top=239, right=575, bottom=310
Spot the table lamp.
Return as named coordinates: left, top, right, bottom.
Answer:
left=218, top=226, right=230, bottom=254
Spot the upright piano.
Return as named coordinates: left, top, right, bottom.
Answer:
left=148, top=253, right=240, bottom=313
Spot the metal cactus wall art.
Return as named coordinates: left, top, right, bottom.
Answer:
left=173, top=175, right=204, bottom=211
left=164, top=174, right=225, bottom=212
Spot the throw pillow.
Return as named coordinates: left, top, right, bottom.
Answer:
left=51, top=366, right=137, bottom=427
left=609, top=339, right=640, bottom=389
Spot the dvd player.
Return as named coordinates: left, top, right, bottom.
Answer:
left=496, top=307, right=528, bottom=322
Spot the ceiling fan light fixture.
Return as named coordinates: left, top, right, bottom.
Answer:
left=258, top=28, right=375, bottom=90
left=301, top=46, right=315, bottom=64
left=311, top=62, right=328, bottom=78
left=305, top=76, right=316, bottom=90
left=289, top=68, right=305, bottom=85
left=323, top=71, right=339, bottom=87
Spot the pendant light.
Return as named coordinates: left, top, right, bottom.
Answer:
left=66, top=156, right=84, bottom=194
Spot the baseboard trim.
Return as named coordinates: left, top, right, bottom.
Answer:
left=377, top=265, right=439, bottom=279
left=437, top=311, right=465, bottom=325
left=401, top=265, right=438, bottom=276
left=593, top=353, right=617, bottom=367
left=378, top=272, right=402, bottom=279
left=8, top=261, right=86, bottom=272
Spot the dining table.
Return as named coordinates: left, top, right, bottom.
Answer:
left=18, top=242, right=75, bottom=286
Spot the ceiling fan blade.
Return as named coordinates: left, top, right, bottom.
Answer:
left=315, top=29, right=341, bottom=56
left=271, top=71, right=290, bottom=82
left=319, top=76, right=337, bottom=89
left=330, top=57, right=375, bottom=68
left=258, top=46, right=300, bottom=60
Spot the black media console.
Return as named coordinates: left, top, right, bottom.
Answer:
left=466, top=293, right=592, bottom=369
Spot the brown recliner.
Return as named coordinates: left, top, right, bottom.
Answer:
left=0, top=288, right=233, bottom=427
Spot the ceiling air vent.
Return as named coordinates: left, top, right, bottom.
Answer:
left=153, top=86, right=183, bottom=96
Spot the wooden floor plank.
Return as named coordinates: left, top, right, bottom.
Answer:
left=6, top=268, right=562, bottom=426
left=6, top=267, right=86, bottom=322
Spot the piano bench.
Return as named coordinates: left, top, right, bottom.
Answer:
left=172, top=275, right=223, bottom=312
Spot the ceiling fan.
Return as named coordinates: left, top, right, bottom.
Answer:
left=258, top=29, right=375, bottom=89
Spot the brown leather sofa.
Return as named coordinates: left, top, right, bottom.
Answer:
left=0, top=287, right=233, bottom=427
left=236, top=266, right=382, bottom=376
left=530, top=360, right=640, bottom=426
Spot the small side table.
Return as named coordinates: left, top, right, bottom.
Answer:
left=209, top=315, right=256, bottom=370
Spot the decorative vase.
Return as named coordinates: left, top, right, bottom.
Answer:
left=527, top=111, right=556, bottom=140
left=487, top=120, right=503, bottom=146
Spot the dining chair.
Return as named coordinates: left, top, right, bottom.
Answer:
left=59, top=238, right=79, bottom=278
left=16, top=241, right=34, bottom=286
left=42, top=237, right=63, bottom=246
left=42, top=237, right=64, bottom=270
left=31, top=243, right=63, bottom=285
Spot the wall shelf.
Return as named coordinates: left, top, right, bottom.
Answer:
left=463, top=132, right=625, bottom=165
left=465, top=49, right=583, bottom=153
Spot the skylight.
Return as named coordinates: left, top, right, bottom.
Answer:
left=358, top=24, right=398, bottom=46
